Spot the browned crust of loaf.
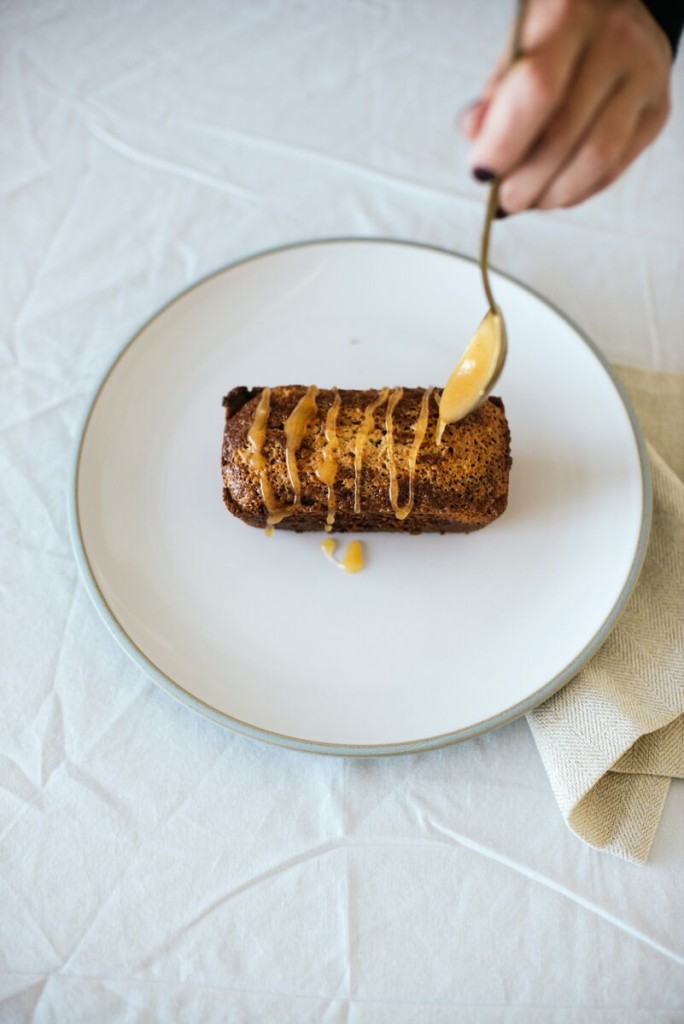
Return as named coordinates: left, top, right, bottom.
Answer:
left=221, top=386, right=512, bottom=534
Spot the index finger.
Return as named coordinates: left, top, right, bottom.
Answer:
left=469, top=25, right=588, bottom=179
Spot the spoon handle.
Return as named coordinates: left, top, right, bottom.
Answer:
left=479, top=0, right=528, bottom=312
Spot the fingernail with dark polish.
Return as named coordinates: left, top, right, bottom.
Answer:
left=472, top=166, right=495, bottom=183
left=495, top=206, right=509, bottom=220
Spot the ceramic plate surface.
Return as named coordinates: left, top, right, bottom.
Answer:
left=71, top=239, right=650, bottom=754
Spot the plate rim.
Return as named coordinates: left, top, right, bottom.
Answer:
left=68, top=236, right=652, bottom=757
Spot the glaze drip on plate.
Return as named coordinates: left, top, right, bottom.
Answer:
left=321, top=537, right=365, bottom=574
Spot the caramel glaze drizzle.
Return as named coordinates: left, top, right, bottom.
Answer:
left=247, top=386, right=438, bottom=530
left=284, top=385, right=319, bottom=503
left=385, top=386, right=404, bottom=511
left=247, top=386, right=319, bottom=526
left=315, top=387, right=341, bottom=532
left=386, top=386, right=433, bottom=520
left=353, top=388, right=390, bottom=514
left=434, top=389, right=448, bottom=446
left=246, top=387, right=286, bottom=524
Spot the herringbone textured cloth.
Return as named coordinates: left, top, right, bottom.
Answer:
left=527, top=366, right=684, bottom=863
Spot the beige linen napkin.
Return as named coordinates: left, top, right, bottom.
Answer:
left=527, top=366, right=684, bottom=863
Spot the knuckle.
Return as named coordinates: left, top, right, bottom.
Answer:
left=538, top=183, right=565, bottom=210
left=550, top=184, right=573, bottom=209
left=557, top=184, right=587, bottom=209
left=571, top=0, right=597, bottom=25
left=645, top=99, right=671, bottom=142
left=658, top=89, right=672, bottom=123
left=519, top=59, right=559, bottom=110
left=604, top=5, right=642, bottom=49
left=499, top=179, right=530, bottom=214
left=556, top=0, right=576, bottom=17
left=547, top=0, right=575, bottom=23
left=599, top=4, right=671, bottom=82
left=603, top=164, right=624, bottom=189
left=639, top=44, right=670, bottom=83
left=542, top=112, right=575, bottom=152
left=583, top=137, right=619, bottom=174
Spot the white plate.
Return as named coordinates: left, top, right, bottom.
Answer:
left=70, top=239, right=650, bottom=755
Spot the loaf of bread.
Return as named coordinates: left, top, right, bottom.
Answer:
left=221, top=385, right=511, bottom=533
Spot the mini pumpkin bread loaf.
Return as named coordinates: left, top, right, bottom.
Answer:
left=221, top=385, right=511, bottom=534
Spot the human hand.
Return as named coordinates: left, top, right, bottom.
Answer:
left=461, top=0, right=672, bottom=214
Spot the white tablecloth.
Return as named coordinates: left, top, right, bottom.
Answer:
left=2, top=2, right=683, bottom=1020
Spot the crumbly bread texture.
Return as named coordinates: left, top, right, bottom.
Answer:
left=221, top=386, right=512, bottom=534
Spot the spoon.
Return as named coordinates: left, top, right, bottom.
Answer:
left=439, top=0, right=527, bottom=430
